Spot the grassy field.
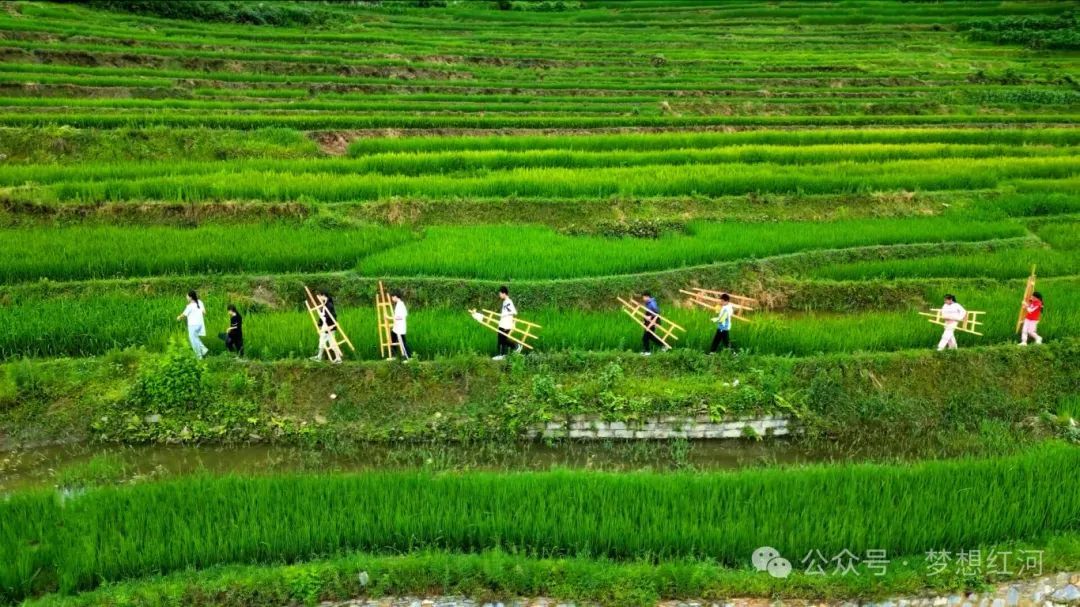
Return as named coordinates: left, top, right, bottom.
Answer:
left=0, top=0, right=1077, bottom=605
left=4, top=444, right=1078, bottom=599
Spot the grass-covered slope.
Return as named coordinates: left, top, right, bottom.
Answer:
left=3, top=444, right=1078, bottom=601
left=0, top=1, right=1077, bottom=604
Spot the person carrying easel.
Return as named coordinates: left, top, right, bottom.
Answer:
left=936, top=294, right=967, bottom=351
left=469, top=290, right=541, bottom=358
left=1019, top=291, right=1044, bottom=346
left=640, top=292, right=669, bottom=356
left=493, top=285, right=520, bottom=360
left=310, top=290, right=342, bottom=364
left=709, top=293, right=734, bottom=352
left=388, top=291, right=410, bottom=361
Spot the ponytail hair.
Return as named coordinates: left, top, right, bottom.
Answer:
left=188, top=290, right=200, bottom=305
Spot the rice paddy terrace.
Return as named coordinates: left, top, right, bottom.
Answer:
left=0, top=1, right=1078, bottom=606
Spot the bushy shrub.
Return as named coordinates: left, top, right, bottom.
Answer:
left=4, top=360, right=49, bottom=406
left=64, top=0, right=338, bottom=26
left=128, top=339, right=208, bottom=413
left=960, top=14, right=1080, bottom=50
left=496, top=0, right=581, bottom=11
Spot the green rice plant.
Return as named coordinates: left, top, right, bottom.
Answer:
left=30, top=156, right=1077, bottom=203
left=347, top=128, right=1080, bottom=155
left=1, top=111, right=1074, bottom=131
left=0, top=217, right=1024, bottom=283
left=52, top=453, right=130, bottom=489
left=3, top=143, right=1073, bottom=188
left=1034, top=221, right=1080, bottom=250
left=355, top=218, right=1024, bottom=280
left=810, top=220, right=1078, bottom=280
left=0, top=95, right=652, bottom=116
left=0, top=224, right=413, bottom=282
left=971, top=191, right=1080, bottom=217
left=1, top=91, right=1068, bottom=118
left=808, top=249, right=1078, bottom=281
left=0, top=489, right=59, bottom=603
left=16, top=537, right=1080, bottom=607
left=1, top=444, right=1075, bottom=597
left=1058, top=395, right=1080, bottom=423
left=0, top=126, right=320, bottom=164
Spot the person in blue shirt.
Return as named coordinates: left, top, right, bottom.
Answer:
left=710, top=293, right=734, bottom=352
left=640, top=292, right=668, bottom=356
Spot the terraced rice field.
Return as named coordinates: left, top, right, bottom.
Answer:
left=0, top=1, right=1077, bottom=606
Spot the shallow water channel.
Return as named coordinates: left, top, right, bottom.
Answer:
left=0, top=439, right=837, bottom=491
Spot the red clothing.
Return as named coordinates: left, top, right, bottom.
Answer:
left=1025, top=299, right=1042, bottom=321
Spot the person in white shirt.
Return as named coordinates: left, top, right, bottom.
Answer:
left=176, top=290, right=208, bottom=358
left=310, top=290, right=341, bottom=364
left=936, top=293, right=967, bottom=351
left=389, top=291, right=410, bottom=361
left=709, top=293, right=734, bottom=352
left=493, top=285, right=520, bottom=360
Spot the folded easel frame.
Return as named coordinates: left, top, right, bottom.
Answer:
left=681, top=287, right=756, bottom=323
left=618, top=296, right=685, bottom=349
left=468, top=308, right=541, bottom=350
left=1015, top=266, right=1037, bottom=334
left=305, top=285, right=355, bottom=360
left=375, top=281, right=405, bottom=358
left=919, top=308, right=986, bottom=336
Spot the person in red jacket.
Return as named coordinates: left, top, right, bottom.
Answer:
left=1020, top=291, right=1044, bottom=346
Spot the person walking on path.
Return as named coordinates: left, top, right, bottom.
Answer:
left=389, top=291, right=410, bottom=361
left=640, top=292, right=668, bottom=356
left=311, top=291, right=342, bottom=364
left=493, top=285, right=519, bottom=360
left=222, top=304, right=244, bottom=357
left=1020, top=291, right=1044, bottom=346
left=936, top=294, right=967, bottom=351
left=709, top=293, right=734, bottom=353
left=177, top=290, right=208, bottom=358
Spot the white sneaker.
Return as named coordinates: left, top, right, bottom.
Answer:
left=514, top=344, right=523, bottom=353
left=492, top=355, right=505, bottom=361
left=641, top=351, right=651, bottom=357
left=662, top=346, right=671, bottom=352
left=309, top=356, right=322, bottom=362
left=386, top=357, right=397, bottom=361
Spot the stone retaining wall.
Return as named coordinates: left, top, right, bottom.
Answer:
left=318, top=572, right=1080, bottom=607
left=527, top=415, right=791, bottom=440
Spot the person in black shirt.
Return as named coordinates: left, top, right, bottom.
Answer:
left=224, top=304, right=244, bottom=356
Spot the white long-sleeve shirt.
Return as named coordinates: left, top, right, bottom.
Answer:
left=940, top=302, right=966, bottom=324
left=392, top=300, right=408, bottom=335
left=182, top=301, right=205, bottom=328
left=498, top=298, right=517, bottom=330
